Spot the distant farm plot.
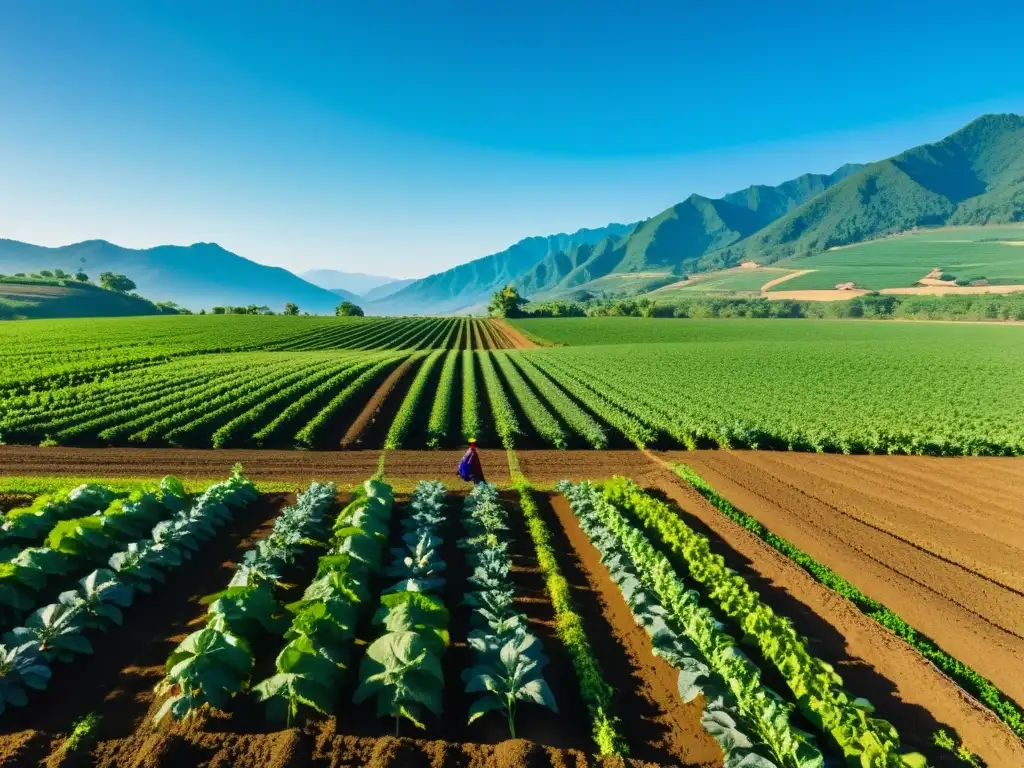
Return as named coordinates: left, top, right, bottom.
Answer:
left=650, top=267, right=795, bottom=297
left=772, top=230, right=1024, bottom=291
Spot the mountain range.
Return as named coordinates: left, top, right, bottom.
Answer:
left=0, top=240, right=345, bottom=314
left=1, top=113, right=1021, bottom=317
left=385, top=113, right=1022, bottom=311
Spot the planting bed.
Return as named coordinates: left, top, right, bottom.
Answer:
left=1, top=451, right=1023, bottom=768
left=671, top=450, right=1024, bottom=705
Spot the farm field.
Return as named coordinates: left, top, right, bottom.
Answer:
left=2, top=317, right=1023, bottom=456
left=770, top=227, right=1024, bottom=292
left=649, top=267, right=797, bottom=297
left=1, top=453, right=1022, bottom=767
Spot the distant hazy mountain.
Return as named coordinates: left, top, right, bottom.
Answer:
left=328, top=287, right=363, bottom=304
left=299, top=269, right=402, bottom=295
left=516, top=164, right=863, bottom=297
left=368, top=223, right=633, bottom=315
left=361, top=278, right=416, bottom=302
left=713, top=113, right=1024, bottom=268
left=0, top=240, right=342, bottom=313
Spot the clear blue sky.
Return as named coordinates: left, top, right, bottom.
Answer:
left=2, top=1, right=1022, bottom=278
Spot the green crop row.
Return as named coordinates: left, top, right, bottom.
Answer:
left=675, top=463, right=1024, bottom=744
left=385, top=351, right=444, bottom=449
left=513, top=480, right=627, bottom=755
left=603, top=478, right=926, bottom=767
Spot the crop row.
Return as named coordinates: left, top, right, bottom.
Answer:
left=0, top=316, right=521, bottom=401
left=598, top=478, right=928, bottom=767
left=0, top=468, right=258, bottom=715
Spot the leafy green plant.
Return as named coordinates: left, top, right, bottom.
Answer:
left=154, top=626, right=253, bottom=723
left=459, top=483, right=558, bottom=739
left=354, top=631, right=444, bottom=733
left=601, top=478, right=927, bottom=767
left=0, top=642, right=51, bottom=714
left=251, top=479, right=394, bottom=725
left=353, top=480, right=449, bottom=734
left=464, top=623, right=557, bottom=737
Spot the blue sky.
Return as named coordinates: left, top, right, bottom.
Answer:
left=2, top=1, right=1022, bottom=278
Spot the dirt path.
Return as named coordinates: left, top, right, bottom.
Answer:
left=649, top=451, right=1024, bottom=766
left=759, top=269, right=813, bottom=292
left=339, top=356, right=422, bottom=448
left=490, top=319, right=539, bottom=349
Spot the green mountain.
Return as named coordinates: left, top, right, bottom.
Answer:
left=0, top=239, right=343, bottom=314
left=712, top=113, right=1024, bottom=268
left=368, top=223, right=632, bottom=314
left=516, top=164, right=863, bottom=297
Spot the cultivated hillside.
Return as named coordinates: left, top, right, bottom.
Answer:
left=714, top=114, right=1024, bottom=268
left=0, top=240, right=342, bottom=313
left=516, top=164, right=862, bottom=297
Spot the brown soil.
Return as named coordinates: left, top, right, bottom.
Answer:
left=339, top=356, right=421, bottom=449
left=0, top=493, right=292, bottom=767
left=0, top=492, right=34, bottom=512
left=491, top=320, right=540, bottom=350
left=0, top=448, right=640, bottom=487
left=651, top=450, right=1024, bottom=766
left=542, top=494, right=721, bottom=767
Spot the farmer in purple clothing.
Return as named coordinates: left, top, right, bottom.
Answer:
left=457, top=438, right=485, bottom=484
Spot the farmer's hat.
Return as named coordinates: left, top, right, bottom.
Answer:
left=468, top=437, right=477, bottom=444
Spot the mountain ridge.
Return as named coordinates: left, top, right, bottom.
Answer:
left=0, top=239, right=343, bottom=314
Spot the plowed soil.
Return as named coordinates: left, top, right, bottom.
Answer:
left=0, top=448, right=645, bottom=487
left=490, top=319, right=539, bottom=349
left=653, top=450, right=1024, bottom=766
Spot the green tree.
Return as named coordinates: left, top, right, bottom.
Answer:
left=488, top=285, right=528, bottom=318
left=283, top=302, right=300, bottom=315
left=99, top=272, right=137, bottom=293
left=74, top=271, right=89, bottom=283
left=212, top=306, right=226, bottom=314
left=53, top=269, right=69, bottom=279
left=335, top=300, right=364, bottom=317
left=38, top=270, right=54, bottom=278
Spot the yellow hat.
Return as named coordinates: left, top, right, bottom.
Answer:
left=468, top=437, right=477, bottom=444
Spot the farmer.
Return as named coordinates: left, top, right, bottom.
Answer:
left=457, top=438, right=485, bottom=484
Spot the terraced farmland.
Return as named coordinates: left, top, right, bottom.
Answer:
left=1, top=455, right=1020, bottom=768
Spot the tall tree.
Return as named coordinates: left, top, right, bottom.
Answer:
left=99, top=272, right=137, bottom=293
left=488, top=285, right=528, bottom=318
left=335, top=301, right=364, bottom=317
left=283, top=302, right=300, bottom=315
